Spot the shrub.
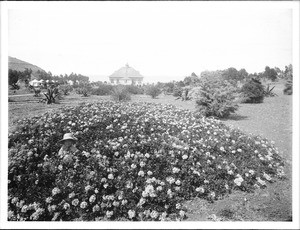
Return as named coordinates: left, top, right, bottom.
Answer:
left=59, top=85, right=73, bottom=96
left=125, top=85, right=144, bottom=95
left=263, top=84, right=277, bottom=97
left=195, top=79, right=239, bottom=118
left=145, top=85, right=161, bottom=99
left=8, top=102, right=285, bottom=221
left=110, top=85, right=131, bottom=101
left=173, top=87, right=183, bottom=98
left=240, top=79, right=265, bottom=103
left=40, top=88, right=61, bottom=104
left=91, top=84, right=113, bottom=96
left=283, top=79, right=292, bottom=95
left=76, top=87, right=90, bottom=97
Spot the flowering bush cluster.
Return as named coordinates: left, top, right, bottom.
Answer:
left=8, top=101, right=285, bottom=221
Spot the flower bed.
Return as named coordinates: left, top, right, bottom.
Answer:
left=8, top=101, right=285, bottom=221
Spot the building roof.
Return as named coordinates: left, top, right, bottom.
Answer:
left=108, top=64, right=143, bottom=79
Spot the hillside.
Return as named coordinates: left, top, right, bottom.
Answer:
left=8, top=56, right=46, bottom=74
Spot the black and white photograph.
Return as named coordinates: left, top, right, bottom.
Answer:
left=1, top=1, right=299, bottom=229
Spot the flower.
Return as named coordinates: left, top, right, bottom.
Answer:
left=89, top=195, right=96, bottom=203
left=147, top=170, right=153, bottom=176
left=52, top=187, right=61, bottom=196
left=182, top=154, right=188, bottom=160
left=176, top=203, right=181, bottom=209
left=69, top=192, right=75, bottom=199
left=150, top=210, right=159, bottom=219
left=131, top=164, right=137, bottom=169
left=172, top=167, right=180, bottom=173
left=63, top=203, right=70, bottom=210
left=72, top=199, right=79, bottom=206
left=145, top=153, right=150, bottom=158
left=140, top=161, right=146, bottom=167
left=80, top=201, right=88, bottom=209
left=92, top=204, right=100, bottom=212
left=21, top=205, right=28, bottom=213
left=179, top=210, right=185, bottom=218
left=85, top=185, right=92, bottom=192
left=249, top=169, right=255, bottom=175
left=138, top=170, right=145, bottom=177
left=256, top=177, right=266, bottom=186
left=106, top=211, right=113, bottom=218
left=196, top=187, right=205, bottom=193
left=108, top=174, right=114, bottom=180
left=234, top=175, right=244, bottom=186
left=128, top=210, right=136, bottom=219
left=11, top=197, right=19, bottom=204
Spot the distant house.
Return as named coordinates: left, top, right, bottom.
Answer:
left=108, top=64, right=144, bottom=85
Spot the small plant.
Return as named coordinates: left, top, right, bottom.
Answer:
left=264, top=84, right=277, bottom=97
left=240, top=78, right=265, bottom=103
left=145, top=85, right=161, bottom=99
left=110, top=85, right=131, bottom=101
left=41, top=87, right=60, bottom=104
left=33, top=87, right=41, bottom=97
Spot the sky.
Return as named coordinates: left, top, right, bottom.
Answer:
left=5, top=1, right=296, bottom=83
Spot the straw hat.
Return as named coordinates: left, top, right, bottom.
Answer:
left=58, top=133, right=77, bottom=144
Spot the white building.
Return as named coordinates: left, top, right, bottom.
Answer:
left=108, top=64, right=144, bottom=85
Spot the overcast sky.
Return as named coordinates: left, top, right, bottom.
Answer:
left=6, top=1, right=296, bottom=83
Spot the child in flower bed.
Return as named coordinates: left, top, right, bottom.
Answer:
left=58, top=133, right=79, bottom=164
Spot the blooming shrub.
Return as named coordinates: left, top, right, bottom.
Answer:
left=240, top=79, right=265, bottom=103
left=195, top=79, right=239, bottom=118
left=8, top=101, right=285, bottom=221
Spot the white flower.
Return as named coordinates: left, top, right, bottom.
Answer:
left=156, top=186, right=163, bottom=191
left=257, top=177, right=266, bottom=186
left=228, top=170, right=234, bottom=175
left=196, top=187, right=205, bottom=193
left=249, top=169, right=255, bottom=175
left=138, top=171, right=145, bottom=177
left=52, top=187, right=61, bottom=196
left=63, top=203, right=70, bottom=210
left=179, top=210, right=185, bottom=217
left=182, top=154, right=188, bottom=160
left=147, top=170, right=153, bottom=176
left=145, top=153, right=150, bottom=158
left=113, top=201, right=120, bottom=207
left=21, top=205, right=28, bottom=213
left=121, top=199, right=128, bottom=205
left=176, top=203, right=181, bottom=209
left=80, top=201, right=88, bottom=209
left=85, top=185, right=92, bottom=192
left=140, top=161, right=146, bottom=167
left=131, top=164, right=137, bottom=169
left=220, top=146, right=225, bottom=152
left=68, top=192, right=75, bottom=199
left=150, top=210, right=159, bottom=219
left=128, top=210, right=136, bottom=219
left=45, top=197, right=52, bottom=204
left=175, top=180, right=181, bottom=185
left=72, top=199, right=79, bottom=206
left=89, top=195, right=96, bottom=203
left=106, top=211, right=113, bottom=218
left=108, top=174, right=114, bottom=179
left=204, top=179, right=209, bottom=184
left=172, top=167, right=180, bottom=173
left=237, top=148, right=242, bottom=153
left=234, top=176, right=244, bottom=186
left=92, top=204, right=100, bottom=212
left=58, top=165, right=63, bottom=170
left=68, top=182, right=74, bottom=188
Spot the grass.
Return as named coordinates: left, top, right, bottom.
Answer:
left=7, top=83, right=293, bottom=221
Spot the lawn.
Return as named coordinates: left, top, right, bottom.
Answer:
left=7, top=82, right=293, bottom=221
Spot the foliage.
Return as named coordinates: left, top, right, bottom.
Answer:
left=8, top=101, right=285, bottom=221
left=8, top=69, right=32, bottom=90
left=162, top=82, right=175, bottom=95
left=59, top=85, right=73, bottom=96
left=125, top=85, right=144, bottom=95
left=195, top=79, right=239, bottom=118
left=283, top=65, right=293, bottom=95
left=173, top=87, right=183, bottom=98
left=41, top=88, right=61, bottom=104
left=263, top=66, right=278, bottom=82
left=145, top=85, right=161, bottom=99
left=33, top=88, right=42, bottom=97
left=183, top=73, right=201, bottom=86
left=110, top=85, right=131, bottom=102
left=240, top=79, right=265, bottom=103
left=91, top=84, right=113, bottom=96
left=263, top=84, right=277, bottom=97
left=76, top=84, right=92, bottom=97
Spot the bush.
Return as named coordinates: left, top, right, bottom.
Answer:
left=110, top=85, right=131, bottom=101
left=91, top=84, right=113, bottom=96
left=172, top=87, right=183, bottom=98
left=145, top=85, right=161, bottom=99
left=58, top=85, right=73, bottom=96
left=125, top=85, right=144, bottom=95
left=195, top=79, right=239, bottom=118
left=283, top=80, right=292, bottom=95
left=240, top=79, right=265, bottom=103
left=40, top=88, right=61, bottom=104
left=8, top=102, right=285, bottom=221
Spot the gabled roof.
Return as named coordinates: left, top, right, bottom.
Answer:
left=109, top=64, right=143, bottom=79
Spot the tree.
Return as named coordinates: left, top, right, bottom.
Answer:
left=8, top=69, right=19, bottom=89
left=263, top=66, right=278, bottom=81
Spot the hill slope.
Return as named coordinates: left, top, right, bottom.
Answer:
left=8, top=56, right=46, bottom=74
